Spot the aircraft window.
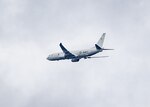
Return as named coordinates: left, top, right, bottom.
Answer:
left=83, top=51, right=87, bottom=53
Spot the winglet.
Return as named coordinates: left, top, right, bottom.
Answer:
left=59, top=43, right=68, bottom=53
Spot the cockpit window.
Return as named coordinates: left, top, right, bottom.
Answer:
left=50, top=54, right=54, bottom=57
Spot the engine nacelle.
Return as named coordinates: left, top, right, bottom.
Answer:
left=71, top=58, right=80, bottom=62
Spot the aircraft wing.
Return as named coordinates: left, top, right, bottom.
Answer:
left=87, top=56, right=109, bottom=58
left=59, top=43, right=76, bottom=58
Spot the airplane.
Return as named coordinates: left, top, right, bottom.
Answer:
left=47, top=33, right=113, bottom=62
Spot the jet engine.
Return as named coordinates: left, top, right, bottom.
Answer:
left=71, top=58, right=80, bottom=62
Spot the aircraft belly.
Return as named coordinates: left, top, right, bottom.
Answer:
left=87, top=51, right=98, bottom=56
left=74, top=50, right=97, bottom=58
left=89, top=52, right=97, bottom=56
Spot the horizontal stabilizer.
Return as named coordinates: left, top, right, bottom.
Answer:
left=102, top=48, right=114, bottom=50
left=95, top=44, right=102, bottom=50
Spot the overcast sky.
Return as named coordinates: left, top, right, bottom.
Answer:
left=0, top=0, right=150, bottom=107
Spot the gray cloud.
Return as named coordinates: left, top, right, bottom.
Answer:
left=0, top=0, right=150, bottom=107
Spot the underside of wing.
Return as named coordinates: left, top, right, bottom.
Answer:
left=59, top=43, right=76, bottom=59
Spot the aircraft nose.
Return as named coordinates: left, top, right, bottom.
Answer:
left=47, top=57, right=49, bottom=60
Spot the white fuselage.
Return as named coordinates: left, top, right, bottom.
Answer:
left=47, top=33, right=112, bottom=62
left=47, top=47, right=102, bottom=61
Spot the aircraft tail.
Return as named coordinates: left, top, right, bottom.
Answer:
left=95, top=33, right=114, bottom=50
left=95, top=33, right=106, bottom=49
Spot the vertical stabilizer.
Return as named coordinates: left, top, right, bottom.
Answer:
left=96, top=33, right=106, bottom=48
